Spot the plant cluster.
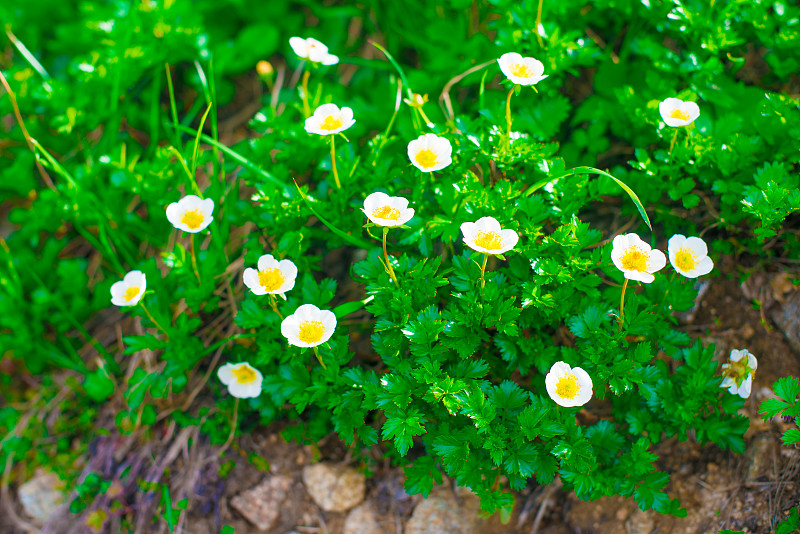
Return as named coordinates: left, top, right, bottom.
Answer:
left=2, top=0, right=799, bottom=529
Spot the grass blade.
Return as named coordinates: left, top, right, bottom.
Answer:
left=293, top=179, right=373, bottom=249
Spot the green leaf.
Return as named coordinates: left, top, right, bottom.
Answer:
left=776, top=506, right=799, bottom=534
left=382, top=409, right=426, bottom=456
left=403, top=456, right=442, bottom=497
left=83, top=369, right=115, bottom=402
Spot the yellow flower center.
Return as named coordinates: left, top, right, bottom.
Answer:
left=123, top=286, right=140, bottom=302
left=319, top=115, right=343, bottom=132
left=257, top=268, right=285, bottom=292
left=231, top=365, right=258, bottom=385
left=372, top=205, right=401, bottom=221
left=620, top=246, right=649, bottom=272
left=473, top=231, right=504, bottom=251
left=181, top=209, right=205, bottom=230
left=556, top=374, right=581, bottom=399
left=669, top=108, right=691, bottom=121
left=415, top=149, right=438, bottom=169
left=723, top=358, right=756, bottom=385
left=298, top=320, right=325, bottom=344
left=509, top=63, right=533, bottom=78
left=673, top=247, right=697, bottom=273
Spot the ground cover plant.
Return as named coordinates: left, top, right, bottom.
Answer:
left=1, top=0, right=799, bottom=532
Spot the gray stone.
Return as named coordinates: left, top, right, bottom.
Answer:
left=343, top=503, right=382, bottom=534
left=230, top=475, right=293, bottom=531
left=771, top=291, right=800, bottom=355
left=405, top=489, right=477, bottom=534
left=302, top=463, right=365, bottom=513
left=18, top=470, right=64, bottom=523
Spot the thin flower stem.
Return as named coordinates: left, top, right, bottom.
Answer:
left=669, top=128, right=679, bottom=154
left=268, top=294, right=284, bottom=319
left=535, top=0, right=545, bottom=47
left=140, top=302, right=170, bottom=340
left=301, top=69, right=311, bottom=117
left=382, top=227, right=399, bottom=286
left=329, top=134, right=341, bottom=189
left=220, top=397, right=239, bottom=454
left=312, top=346, right=327, bottom=370
left=417, top=106, right=433, bottom=127
left=189, top=234, right=201, bottom=283
left=479, top=253, right=489, bottom=291
left=505, top=86, right=515, bottom=150
left=617, top=278, right=629, bottom=332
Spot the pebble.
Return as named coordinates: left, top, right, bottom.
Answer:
left=302, top=463, right=365, bottom=513
left=230, top=475, right=292, bottom=531
left=18, top=470, right=64, bottom=523
left=343, top=503, right=382, bottom=534
left=405, top=489, right=477, bottom=534
left=744, top=433, right=775, bottom=482
left=625, top=508, right=655, bottom=534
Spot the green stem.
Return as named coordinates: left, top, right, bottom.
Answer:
left=312, top=346, right=327, bottom=370
left=505, top=86, right=515, bottom=150
left=479, top=253, right=489, bottom=291
left=220, top=397, right=239, bottom=454
left=301, top=69, right=311, bottom=117
left=382, top=227, right=399, bottom=286
left=268, top=294, right=284, bottom=319
left=669, top=128, right=679, bottom=155
left=140, top=302, right=170, bottom=340
left=190, top=234, right=201, bottom=283
left=617, top=278, right=629, bottom=332
left=330, top=135, right=341, bottom=189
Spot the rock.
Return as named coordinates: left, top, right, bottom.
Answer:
left=18, top=470, right=64, bottom=523
left=405, top=489, right=477, bottom=534
left=744, top=433, right=775, bottom=482
left=625, top=508, right=655, bottom=534
left=230, top=475, right=292, bottom=531
left=771, top=291, right=800, bottom=355
left=343, top=503, right=382, bottom=534
left=302, top=463, right=365, bottom=513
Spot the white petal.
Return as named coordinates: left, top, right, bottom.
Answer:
left=289, top=37, right=308, bottom=57
left=729, top=349, right=745, bottom=362
left=257, top=254, right=277, bottom=272
left=314, top=103, right=340, bottom=117
left=694, top=257, right=714, bottom=277
left=217, top=364, right=235, bottom=386
left=243, top=268, right=265, bottom=294
left=500, top=229, right=519, bottom=253
left=684, top=236, right=708, bottom=257
left=202, top=198, right=215, bottom=216
left=647, top=249, right=667, bottom=273
left=738, top=375, right=752, bottom=398
left=747, top=352, right=758, bottom=369
left=667, top=234, right=687, bottom=255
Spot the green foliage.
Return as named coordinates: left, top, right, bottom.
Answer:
left=759, top=376, right=800, bottom=445
left=2, top=0, right=799, bottom=526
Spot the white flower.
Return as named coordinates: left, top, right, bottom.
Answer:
left=110, top=270, right=146, bottom=307
left=545, top=361, right=593, bottom=407
left=281, top=304, right=336, bottom=348
left=497, top=52, right=548, bottom=86
left=461, top=216, right=518, bottom=255
left=243, top=255, right=298, bottom=296
left=362, top=192, right=415, bottom=227
left=720, top=349, right=757, bottom=399
left=288, top=37, right=339, bottom=65
left=217, top=362, right=263, bottom=399
left=407, top=133, right=452, bottom=173
left=166, top=195, right=214, bottom=233
left=610, top=233, right=667, bottom=283
left=659, top=98, right=700, bottom=127
left=304, top=103, right=355, bottom=136
left=668, top=235, right=714, bottom=278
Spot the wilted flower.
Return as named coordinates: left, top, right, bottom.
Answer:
left=243, top=255, right=297, bottom=296
left=668, top=234, right=714, bottom=278
left=610, top=233, right=667, bottom=283
left=403, top=93, right=428, bottom=108
left=545, top=361, right=593, bottom=407
left=304, top=103, right=355, bottom=136
left=721, top=349, right=757, bottom=399
left=217, top=362, right=263, bottom=398
left=288, top=37, right=339, bottom=65
left=110, top=270, right=146, bottom=307
left=659, top=98, right=700, bottom=127
left=363, top=192, right=415, bottom=227
left=461, top=216, right=518, bottom=255
left=497, top=52, right=548, bottom=86
left=166, top=195, right=214, bottom=233
left=281, top=304, right=336, bottom=348
left=407, top=133, right=453, bottom=173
